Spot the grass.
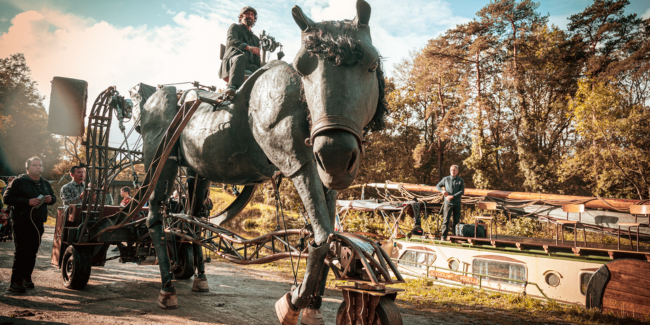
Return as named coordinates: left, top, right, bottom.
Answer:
left=208, top=187, right=303, bottom=236
left=241, top=259, right=648, bottom=324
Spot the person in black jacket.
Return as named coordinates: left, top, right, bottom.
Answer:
left=218, top=6, right=261, bottom=99
left=2, top=156, right=57, bottom=293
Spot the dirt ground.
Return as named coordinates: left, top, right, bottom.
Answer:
left=0, top=225, right=470, bottom=325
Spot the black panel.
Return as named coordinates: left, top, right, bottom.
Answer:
left=47, top=76, right=88, bottom=136
left=585, top=263, right=610, bottom=309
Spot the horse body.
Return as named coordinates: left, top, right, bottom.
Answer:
left=139, top=1, right=385, bottom=323
left=179, top=97, right=277, bottom=184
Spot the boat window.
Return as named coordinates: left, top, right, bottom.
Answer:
left=448, top=258, right=459, bottom=271
left=397, top=250, right=436, bottom=269
left=545, top=273, right=560, bottom=287
left=580, top=272, right=593, bottom=295
left=472, top=258, right=526, bottom=287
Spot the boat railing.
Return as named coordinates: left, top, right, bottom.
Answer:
left=390, top=257, right=551, bottom=301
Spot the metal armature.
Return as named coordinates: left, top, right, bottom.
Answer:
left=160, top=212, right=404, bottom=287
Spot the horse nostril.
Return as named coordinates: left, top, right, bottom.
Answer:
left=316, top=152, right=325, bottom=171
left=347, top=150, right=358, bottom=173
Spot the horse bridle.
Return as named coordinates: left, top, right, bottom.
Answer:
left=305, top=115, right=364, bottom=150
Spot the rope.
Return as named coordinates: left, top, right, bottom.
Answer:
left=273, top=176, right=298, bottom=286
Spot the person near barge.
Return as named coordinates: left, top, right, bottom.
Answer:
left=60, top=165, right=86, bottom=206
left=218, top=6, right=261, bottom=100
left=2, top=156, right=57, bottom=292
left=436, top=164, right=464, bottom=240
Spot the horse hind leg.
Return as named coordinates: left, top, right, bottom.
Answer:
left=187, top=172, right=211, bottom=292
left=146, top=160, right=179, bottom=309
left=141, top=86, right=182, bottom=308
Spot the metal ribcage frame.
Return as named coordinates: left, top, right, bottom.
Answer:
left=78, top=87, right=115, bottom=244
left=89, top=99, right=203, bottom=240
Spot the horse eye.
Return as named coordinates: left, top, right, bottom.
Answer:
left=368, top=61, right=378, bottom=72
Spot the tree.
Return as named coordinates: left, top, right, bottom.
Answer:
left=564, top=80, right=650, bottom=199
left=0, top=53, right=61, bottom=177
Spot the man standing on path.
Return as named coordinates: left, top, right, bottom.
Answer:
left=218, top=6, right=261, bottom=99
left=60, top=165, right=86, bottom=206
left=2, top=156, right=57, bottom=292
left=436, top=165, right=464, bottom=240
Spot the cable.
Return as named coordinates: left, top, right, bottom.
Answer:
left=29, top=207, right=41, bottom=247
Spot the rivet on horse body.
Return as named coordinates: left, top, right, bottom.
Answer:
left=305, top=138, right=313, bottom=146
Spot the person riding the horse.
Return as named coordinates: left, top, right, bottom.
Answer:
left=219, top=6, right=261, bottom=99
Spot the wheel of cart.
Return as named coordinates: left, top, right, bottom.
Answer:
left=61, top=245, right=92, bottom=289
left=170, top=242, right=194, bottom=279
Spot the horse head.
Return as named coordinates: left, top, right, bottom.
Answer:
left=292, top=0, right=387, bottom=190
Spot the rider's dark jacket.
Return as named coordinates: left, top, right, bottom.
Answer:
left=218, top=23, right=261, bottom=80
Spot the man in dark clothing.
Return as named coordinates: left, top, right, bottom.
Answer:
left=436, top=165, right=464, bottom=240
left=2, top=156, right=57, bottom=292
left=218, top=6, right=261, bottom=99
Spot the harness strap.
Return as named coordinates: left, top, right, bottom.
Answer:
left=309, top=115, right=363, bottom=147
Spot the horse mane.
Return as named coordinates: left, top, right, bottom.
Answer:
left=303, top=21, right=387, bottom=133
left=304, top=20, right=363, bottom=66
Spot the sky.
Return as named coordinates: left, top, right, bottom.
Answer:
left=0, top=0, right=649, bottom=145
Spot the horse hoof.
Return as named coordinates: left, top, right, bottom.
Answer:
left=275, top=292, right=299, bottom=325
left=192, top=276, right=209, bottom=292
left=300, top=307, right=324, bottom=325
left=157, top=289, right=178, bottom=309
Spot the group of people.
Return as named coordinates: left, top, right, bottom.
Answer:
left=1, top=156, right=218, bottom=293
left=1, top=158, right=136, bottom=293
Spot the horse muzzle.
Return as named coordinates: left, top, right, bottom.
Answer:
left=309, top=116, right=362, bottom=190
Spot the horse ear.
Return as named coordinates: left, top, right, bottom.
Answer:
left=292, top=5, right=315, bottom=32
left=354, top=0, right=371, bottom=27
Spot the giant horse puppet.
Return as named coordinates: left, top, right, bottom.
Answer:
left=139, top=1, right=386, bottom=323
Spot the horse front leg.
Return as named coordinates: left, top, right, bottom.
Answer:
left=300, top=186, right=336, bottom=325
left=275, top=161, right=335, bottom=325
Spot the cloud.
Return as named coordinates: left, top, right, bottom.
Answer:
left=643, top=8, right=650, bottom=20
left=0, top=8, right=228, bottom=113
left=0, top=0, right=470, bottom=118
left=162, top=4, right=177, bottom=16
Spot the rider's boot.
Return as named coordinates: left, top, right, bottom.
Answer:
left=223, top=87, right=236, bottom=100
